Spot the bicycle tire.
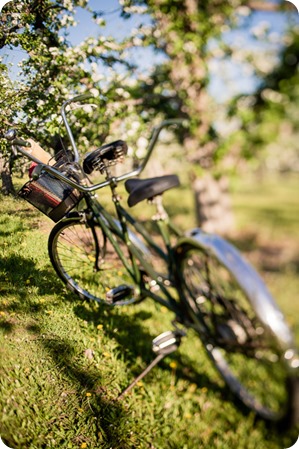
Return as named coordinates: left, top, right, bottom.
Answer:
left=48, top=215, right=141, bottom=305
left=175, top=238, right=299, bottom=425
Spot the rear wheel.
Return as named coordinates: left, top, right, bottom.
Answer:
left=176, top=243, right=298, bottom=424
left=48, top=216, right=140, bottom=305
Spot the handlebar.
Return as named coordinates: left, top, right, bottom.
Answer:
left=64, top=93, right=95, bottom=104
left=3, top=129, right=31, bottom=148
left=11, top=139, right=31, bottom=148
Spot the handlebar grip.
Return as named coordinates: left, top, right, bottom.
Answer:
left=11, top=139, right=31, bottom=147
left=70, top=92, right=95, bottom=103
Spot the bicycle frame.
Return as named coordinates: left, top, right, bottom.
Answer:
left=84, top=189, right=185, bottom=318
left=9, top=93, right=296, bottom=345
left=11, top=94, right=298, bottom=345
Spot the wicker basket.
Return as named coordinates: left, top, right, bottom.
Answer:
left=18, top=159, right=83, bottom=222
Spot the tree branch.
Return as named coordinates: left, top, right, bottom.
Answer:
left=248, top=1, right=296, bottom=12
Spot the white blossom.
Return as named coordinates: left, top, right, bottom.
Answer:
left=95, top=17, right=106, bottom=26
left=183, top=41, right=197, bottom=54
left=236, top=6, right=251, bottom=17
left=250, top=21, right=270, bottom=39
left=261, top=89, right=284, bottom=103
left=132, top=37, right=143, bottom=47
left=90, top=88, right=100, bottom=97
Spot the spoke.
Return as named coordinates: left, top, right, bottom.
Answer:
left=50, top=220, right=139, bottom=306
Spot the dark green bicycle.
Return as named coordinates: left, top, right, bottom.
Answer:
left=6, top=93, right=299, bottom=427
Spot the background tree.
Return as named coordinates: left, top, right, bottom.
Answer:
left=0, top=0, right=145, bottom=193
left=228, top=27, right=299, bottom=174
left=120, top=0, right=298, bottom=232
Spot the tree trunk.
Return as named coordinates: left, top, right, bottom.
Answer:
left=193, top=174, right=234, bottom=235
left=0, top=152, right=15, bottom=195
left=151, top=1, right=236, bottom=235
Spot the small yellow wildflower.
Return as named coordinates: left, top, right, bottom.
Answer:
left=86, top=392, right=92, bottom=397
left=78, top=408, right=84, bottom=413
left=97, top=324, right=103, bottom=330
left=0, top=311, right=5, bottom=316
left=169, top=361, right=177, bottom=369
left=81, top=443, right=87, bottom=449
left=184, top=413, right=192, bottom=419
left=102, top=352, right=111, bottom=358
left=188, top=383, right=197, bottom=393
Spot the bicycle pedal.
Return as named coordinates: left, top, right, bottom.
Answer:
left=106, top=284, right=135, bottom=304
left=152, top=330, right=185, bottom=356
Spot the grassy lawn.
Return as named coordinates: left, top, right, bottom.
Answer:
left=0, top=172, right=299, bottom=448
left=231, top=173, right=299, bottom=345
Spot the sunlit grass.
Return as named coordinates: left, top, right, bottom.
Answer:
left=0, top=172, right=299, bottom=448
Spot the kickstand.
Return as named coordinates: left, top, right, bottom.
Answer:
left=117, top=352, right=165, bottom=400
left=117, top=328, right=185, bottom=400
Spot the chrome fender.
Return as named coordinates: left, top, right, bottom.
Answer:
left=175, top=228, right=295, bottom=351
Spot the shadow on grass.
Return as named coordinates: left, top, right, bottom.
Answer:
left=74, top=303, right=154, bottom=365
left=0, top=320, right=14, bottom=334
left=1, top=249, right=232, bottom=408
left=0, top=252, right=264, bottom=423
left=0, top=251, right=85, bottom=304
left=73, top=302, right=232, bottom=408
left=18, top=321, right=135, bottom=448
left=0, top=202, right=42, bottom=237
left=2, top=252, right=298, bottom=446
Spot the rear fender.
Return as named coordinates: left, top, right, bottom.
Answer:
left=174, top=228, right=295, bottom=350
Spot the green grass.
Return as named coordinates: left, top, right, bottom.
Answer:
left=230, top=172, right=299, bottom=345
left=1, top=173, right=299, bottom=449
left=231, top=173, right=299, bottom=241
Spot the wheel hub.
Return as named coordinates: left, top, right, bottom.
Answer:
left=216, top=319, right=248, bottom=344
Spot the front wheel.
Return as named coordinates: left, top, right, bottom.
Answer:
left=48, top=215, right=141, bottom=305
left=175, top=238, right=298, bottom=425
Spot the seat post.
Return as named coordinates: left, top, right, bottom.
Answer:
left=150, top=195, right=168, bottom=221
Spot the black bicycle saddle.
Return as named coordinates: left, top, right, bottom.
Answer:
left=83, top=140, right=128, bottom=174
left=125, top=175, right=180, bottom=207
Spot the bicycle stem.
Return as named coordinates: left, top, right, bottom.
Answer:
left=61, top=93, right=94, bottom=163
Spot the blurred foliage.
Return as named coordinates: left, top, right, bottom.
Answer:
left=123, top=0, right=299, bottom=175
left=228, top=28, right=299, bottom=172
left=0, top=0, right=148, bottom=153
